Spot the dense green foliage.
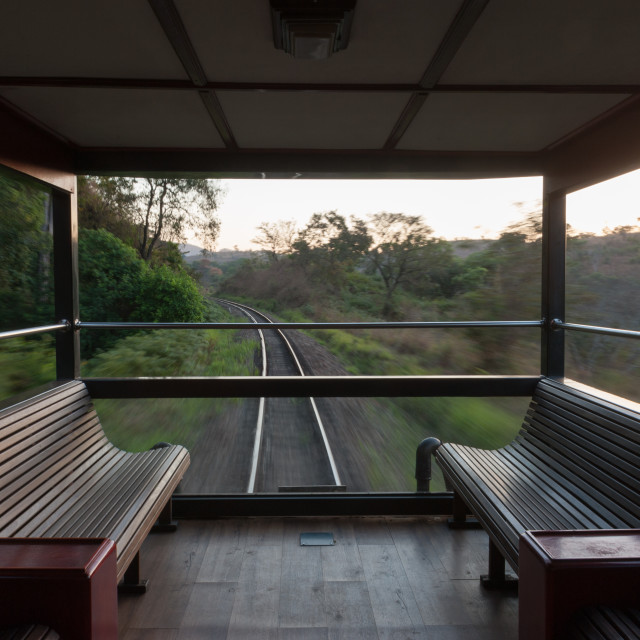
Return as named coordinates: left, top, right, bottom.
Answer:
left=84, top=327, right=258, bottom=450
left=0, top=174, right=52, bottom=331
left=78, top=228, right=206, bottom=358
left=78, top=176, right=224, bottom=261
left=223, top=208, right=542, bottom=375
left=4, top=168, right=640, bottom=493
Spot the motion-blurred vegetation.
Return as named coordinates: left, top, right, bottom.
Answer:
left=3, top=170, right=640, bottom=492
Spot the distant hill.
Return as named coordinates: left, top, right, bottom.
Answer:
left=179, top=243, right=207, bottom=260
left=180, top=244, right=255, bottom=264
left=449, top=238, right=494, bottom=258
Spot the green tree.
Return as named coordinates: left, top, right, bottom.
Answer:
left=365, top=212, right=434, bottom=315
left=0, top=174, right=52, bottom=330
left=293, top=211, right=371, bottom=280
left=461, top=209, right=542, bottom=370
left=134, top=265, right=205, bottom=323
left=133, top=178, right=224, bottom=261
left=78, top=229, right=206, bottom=357
left=252, top=219, right=298, bottom=263
left=77, top=176, right=137, bottom=246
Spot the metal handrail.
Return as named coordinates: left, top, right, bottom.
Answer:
left=0, top=321, right=70, bottom=341
left=552, top=319, right=640, bottom=340
left=77, top=320, right=544, bottom=331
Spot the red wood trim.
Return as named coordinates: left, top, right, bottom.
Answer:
left=0, top=102, right=75, bottom=192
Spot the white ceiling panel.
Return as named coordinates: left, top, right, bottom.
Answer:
left=176, top=0, right=463, bottom=84
left=397, top=93, right=629, bottom=152
left=442, top=0, right=640, bottom=85
left=0, top=0, right=187, bottom=79
left=217, top=91, right=410, bottom=148
left=0, top=88, right=225, bottom=148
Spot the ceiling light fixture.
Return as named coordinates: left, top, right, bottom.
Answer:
left=270, top=0, right=356, bottom=60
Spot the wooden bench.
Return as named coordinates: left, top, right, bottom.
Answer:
left=430, top=377, right=640, bottom=588
left=0, top=626, right=59, bottom=640
left=0, top=379, right=190, bottom=591
left=569, top=606, right=640, bottom=639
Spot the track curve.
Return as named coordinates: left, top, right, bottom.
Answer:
left=216, top=299, right=342, bottom=493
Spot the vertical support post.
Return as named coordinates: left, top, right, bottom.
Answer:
left=119, top=552, right=149, bottom=594
left=153, top=499, right=179, bottom=532
left=481, top=539, right=518, bottom=590
left=541, top=179, right=566, bottom=379
left=52, top=183, right=80, bottom=380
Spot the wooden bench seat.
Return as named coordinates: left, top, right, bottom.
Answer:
left=569, top=606, right=640, bottom=639
left=0, top=380, right=190, bottom=587
left=0, top=626, right=59, bottom=640
left=432, top=377, right=640, bottom=585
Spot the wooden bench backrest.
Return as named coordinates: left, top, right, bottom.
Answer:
left=0, top=381, right=112, bottom=530
left=519, top=378, right=640, bottom=527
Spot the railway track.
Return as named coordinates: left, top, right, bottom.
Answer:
left=216, top=299, right=343, bottom=493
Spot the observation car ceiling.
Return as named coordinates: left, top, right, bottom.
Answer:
left=0, top=0, right=639, bottom=176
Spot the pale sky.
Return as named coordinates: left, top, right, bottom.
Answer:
left=208, top=169, right=640, bottom=250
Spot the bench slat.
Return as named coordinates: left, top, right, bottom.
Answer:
left=0, top=626, right=59, bottom=640
left=0, top=380, right=190, bottom=583
left=570, top=606, right=640, bottom=639
left=0, top=434, right=113, bottom=527
left=434, top=378, right=640, bottom=577
left=525, top=408, right=640, bottom=497
left=520, top=432, right=640, bottom=525
left=501, top=445, right=615, bottom=528
left=451, top=446, right=576, bottom=530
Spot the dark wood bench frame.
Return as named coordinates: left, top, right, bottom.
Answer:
left=0, top=380, right=190, bottom=592
left=425, top=377, right=640, bottom=589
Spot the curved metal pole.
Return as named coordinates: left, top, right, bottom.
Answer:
left=415, top=437, right=442, bottom=492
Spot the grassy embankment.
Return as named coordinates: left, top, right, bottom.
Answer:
left=83, top=324, right=259, bottom=452
left=224, top=285, right=529, bottom=492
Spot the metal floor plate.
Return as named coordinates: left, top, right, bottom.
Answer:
left=300, top=532, right=335, bottom=546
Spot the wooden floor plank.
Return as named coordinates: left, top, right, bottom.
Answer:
left=176, top=583, right=237, bottom=640
left=317, top=518, right=365, bottom=583
left=324, top=581, right=377, bottom=639
left=117, top=517, right=519, bottom=640
left=452, top=579, right=518, bottom=636
left=391, top=518, right=478, bottom=627
left=277, top=629, right=328, bottom=639
left=358, top=544, right=427, bottom=638
left=122, top=630, right=178, bottom=640
left=427, top=522, right=498, bottom=580
left=279, top=521, right=327, bottom=629
left=196, top=519, right=247, bottom=583
left=352, top=517, right=393, bottom=546
left=226, top=543, right=283, bottom=640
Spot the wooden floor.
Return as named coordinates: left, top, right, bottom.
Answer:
left=118, top=517, right=518, bottom=640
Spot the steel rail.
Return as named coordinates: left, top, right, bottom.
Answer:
left=0, top=321, right=70, bottom=341
left=552, top=319, right=640, bottom=340
left=77, top=319, right=542, bottom=330
left=221, top=299, right=343, bottom=489
left=218, top=301, right=268, bottom=494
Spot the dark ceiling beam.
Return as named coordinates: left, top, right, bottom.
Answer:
left=383, top=0, right=489, bottom=150
left=147, top=0, right=237, bottom=149
left=1, top=76, right=637, bottom=96
left=419, top=0, right=490, bottom=89
left=74, top=147, right=543, bottom=179
left=147, top=0, right=207, bottom=87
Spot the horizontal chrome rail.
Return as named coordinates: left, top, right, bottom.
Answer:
left=552, top=319, right=640, bottom=340
left=77, top=320, right=544, bottom=330
left=0, top=321, right=70, bottom=341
